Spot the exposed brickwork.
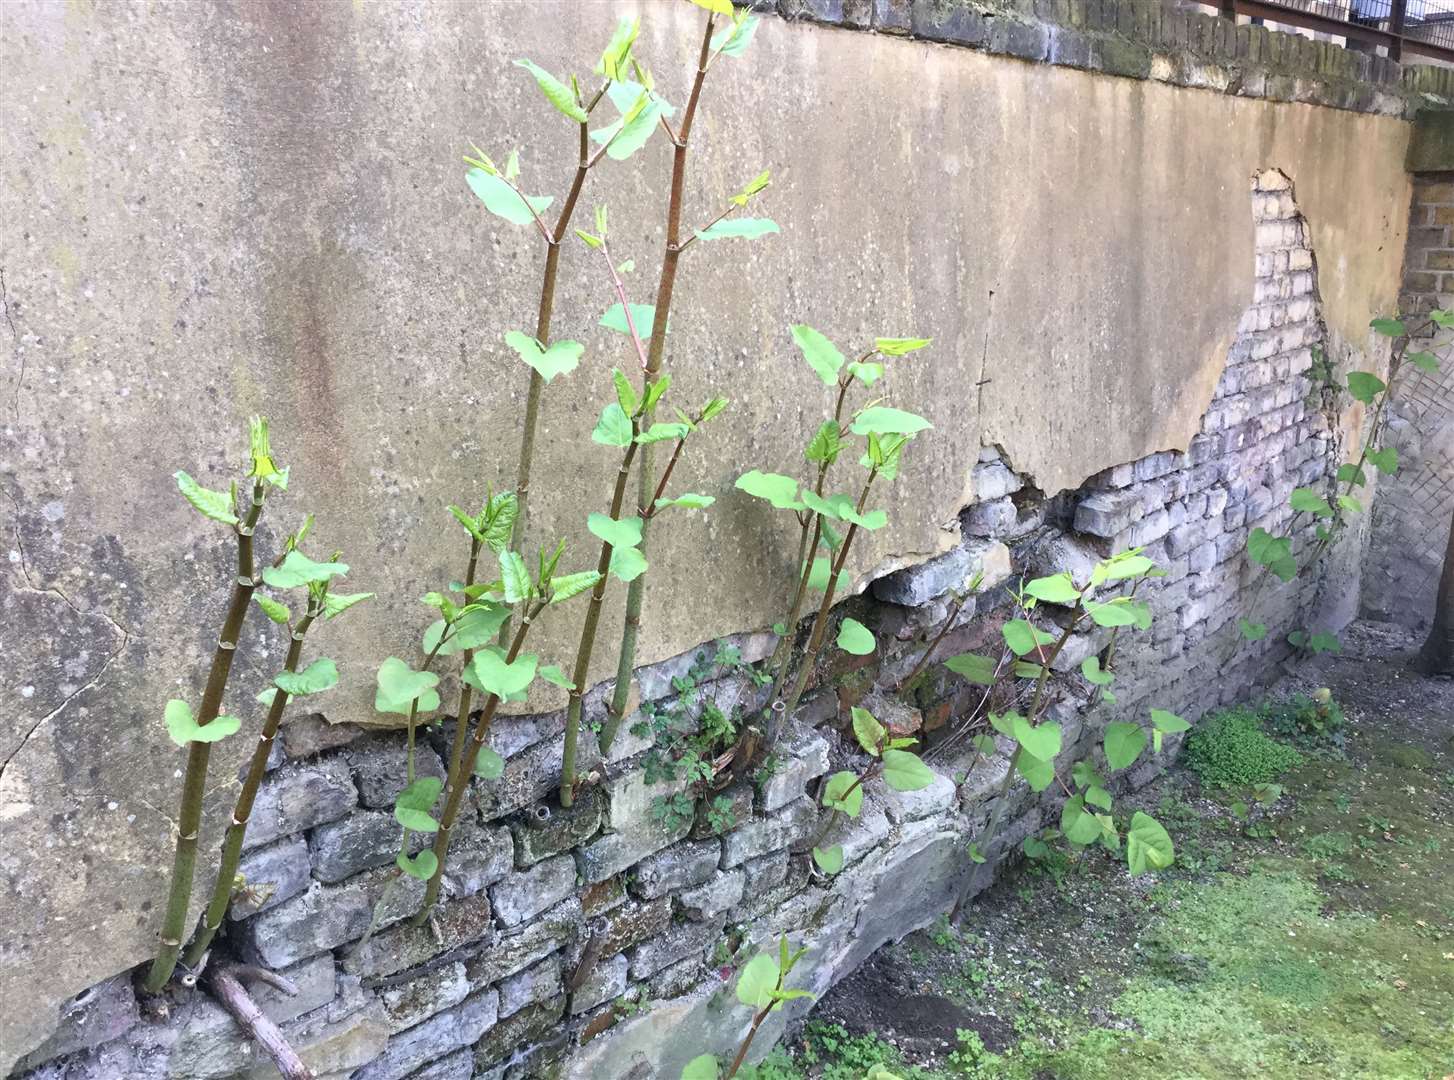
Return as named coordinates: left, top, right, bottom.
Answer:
left=1363, top=174, right=1454, bottom=632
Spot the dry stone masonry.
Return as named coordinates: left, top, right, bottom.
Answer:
left=17, top=164, right=1353, bottom=1079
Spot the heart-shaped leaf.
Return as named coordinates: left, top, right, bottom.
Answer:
left=735, top=470, right=802, bottom=510
left=735, top=952, right=780, bottom=1009
left=599, top=302, right=660, bottom=339
left=823, top=771, right=863, bottom=817
left=1103, top=721, right=1147, bottom=771
left=944, top=652, right=997, bottom=685
left=850, top=406, right=932, bottom=436
left=812, top=845, right=844, bottom=875
left=474, top=747, right=506, bottom=780
left=465, top=649, right=538, bottom=699
left=374, top=657, right=441, bottom=715
left=587, top=513, right=644, bottom=550
left=275, top=657, right=338, bottom=697
left=1012, top=716, right=1061, bottom=762
left=175, top=471, right=238, bottom=526
left=836, top=617, right=875, bottom=656
left=396, top=848, right=439, bottom=881
left=881, top=748, right=933, bottom=792
left=504, top=331, right=584, bottom=384
left=591, top=403, right=633, bottom=447
left=264, top=550, right=350, bottom=590
left=1126, top=811, right=1175, bottom=875
left=607, top=545, right=647, bottom=583
left=165, top=699, right=241, bottom=746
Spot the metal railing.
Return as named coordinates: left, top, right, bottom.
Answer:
left=1216, top=0, right=1454, bottom=61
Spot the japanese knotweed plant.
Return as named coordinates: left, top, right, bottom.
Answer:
left=562, top=0, right=776, bottom=804
left=144, top=418, right=290, bottom=993
left=937, top=551, right=1180, bottom=878
left=184, top=530, right=371, bottom=969
left=681, top=937, right=814, bottom=1080
left=1236, top=310, right=1451, bottom=653
left=733, top=326, right=931, bottom=757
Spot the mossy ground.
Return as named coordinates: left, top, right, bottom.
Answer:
left=748, top=623, right=1454, bottom=1080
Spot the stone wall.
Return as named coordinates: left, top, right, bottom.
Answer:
left=14, top=167, right=1354, bottom=1080
left=1362, top=173, right=1454, bottom=632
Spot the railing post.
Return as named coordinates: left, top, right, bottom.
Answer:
left=1389, top=0, right=1407, bottom=62
left=1219, top=0, right=1236, bottom=20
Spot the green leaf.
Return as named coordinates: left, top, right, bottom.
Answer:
left=394, top=805, right=439, bottom=833
left=1084, top=600, right=1140, bottom=628
left=1346, top=370, right=1386, bottom=404
left=423, top=604, right=511, bottom=656
left=698, top=397, right=728, bottom=424
left=836, top=617, right=875, bottom=656
left=713, top=13, right=760, bottom=58
left=654, top=493, right=715, bottom=511
left=852, top=706, right=886, bottom=756
left=474, top=747, right=506, bottom=780
left=611, top=368, right=640, bottom=417
left=696, top=217, right=780, bottom=242
left=804, top=424, right=843, bottom=470
left=736, top=952, right=780, bottom=1009
left=254, top=595, right=291, bottom=624
left=1095, top=552, right=1157, bottom=583
left=1407, top=349, right=1440, bottom=374
left=1369, top=316, right=1406, bottom=337
left=175, top=471, right=239, bottom=526
left=823, top=771, right=863, bottom=817
left=465, top=167, right=553, bottom=227
left=275, top=657, right=338, bottom=697
left=599, top=302, right=660, bottom=339
left=464, top=649, right=538, bottom=699
left=1336, top=494, right=1362, bottom=514
left=1247, top=528, right=1296, bottom=583
left=1432, top=309, right=1454, bottom=328
left=967, top=842, right=986, bottom=864
left=608, top=545, right=648, bottom=583
left=1012, top=660, right=1046, bottom=679
left=1086, top=785, right=1113, bottom=810
left=812, top=845, right=844, bottom=876
left=1366, top=446, right=1399, bottom=476
left=550, top=571, right=601, bottom=605
left=593, top=92, right=664, bottom=161
left=1061, top=794, right=1101, bottom=846
left=504, top=331, right=583, bottom=384
left=1012, top=716, right=1061, bottom=762
left=1015, top=752, right=1055, bottom=792
left=587, top=513, right=643, bottom=550
left=1289, top=487, right=1334, bottom=517
left=944, top=652, right=997, bottom=685
left=847, top=361, right=884, bottom=386
left=396, top=849, right=439, bottom=881
left=164, top=699, right=241, bottom=746
left=375, top=657, right=441, bottom=715
left=1103, top=722, right=1147, bottom=771
left=538, top=664, right=576, bottom=691
left=494, top=551, right=530, bottom=605
left=263, top=550, right=350, bottom=589
left=691, top=0, right=736, bottom=16
left=1080, top=656, right=1114, bottom=685
left=791, top=324, right=845, bottom=387
left=1126, top=811, right=1175, bottom=875
left=1002, top=619, right=1053, bottom=657
left=875, top=337, right=931, bottom=356
left=881, top=749, right=934, bottom=792
left=514, top=58, right=587, bottom=123
left=735, top=470, right=802, bottom=510
left=1337, top=463, right=1367, bottom=487
left=323, top=591, right=373, bottom=619
left=1307, top=631, right=1341, bottom=654
left=1150, top=708, right=1189, bottom=734
left=850, top=406, right=932, bottom=436
left=635, top=422, right=691, bottom=445
left=592, top=403, right=633, bottom=448
left=1024, top=573, right=1080, bottom=604
left=597, top=15, right=639, bottom=80
left=804, top=556, right=848, bottom=594
left=801, top=491, right=887, bottom=530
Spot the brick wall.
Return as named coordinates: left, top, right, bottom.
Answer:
left=1362, top=174, right=1454, bottom=632
left=17, top=169, right=1351, bottom=1080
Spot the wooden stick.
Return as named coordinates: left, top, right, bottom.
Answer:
left=205, top=965, right=313, bottom=1080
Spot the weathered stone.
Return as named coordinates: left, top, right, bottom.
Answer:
left=1073, top=489, right=1143, bottom=538
left=575, top=765, right=693, bottom=884
left=721, top=797, right=817, bottom=868
left=379, top=961, right=470, bottom=1034
left=353, top=988, right=498, bottom=1080
left=756, top=726, right=830, bottom=812
left=269, top=992, right=390, bottom=1080
left=739, top=849, right=790, bottom=897
left=971, top=460, right=1023, bottom=501
left=13, top=975, right=138, bottom=1072
left=437, top=820, right=516, bottom=898
left=465, top=897, right=583, bottom=988
left=346, top=737, right=447, bottom=810
left=341, top=893, right=493, bottom=981
left=595, top=896, right=672, bottom=959
left=580, top=874, right=627, bottom=917
left=472, top=995, right=566, bottom=1069
left=630, top=838, right=722, bottom=900
left=677, top=868, right=746, bottom=921
left=474, top=733, right=600, bottom=822
left=243, top=758, right=358, bottom=851
left=962, top=495, right=1017, bottom=537
left=872, top=539, right=1009, bottom=606
left=308, top=809, right=426, bottom=884
left=281, top=713, right=365, bottom=759
left=239, top=867, right=424, bottom=970
left=691, top=782, right=754, bottom=840
left=646, top=953, right=708, bottom=1002
left=490, top=854, right=576, bottom=928
left=508, top=787, right=602, bottom=867
left=627, top=916, right=726, bottom=980
left=497, top=954, right=563, bottom=1019
left=569, top=952, right=628, bottom=1016
left=405, top=1047, right=474, bottom=1080
left=230, top=835, right=312, bottom=918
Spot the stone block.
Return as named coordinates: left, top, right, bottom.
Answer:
left=509, top=786, right=603, bottom=867
left=962, top=495, right=1017, bottom=537
left=281, top=713, right=364, bottom=759
left=596, top=896, right=672, bottom=959
left=12, top=975, right=138, bottom=1072
left=438, top=821, right=515, bottom=897
left=910, top=0, right=988, bottom=46
left=691, top=782, right=754, bottom=840
left=569, top=952, right=628, bottom=1016
left=346, top=736, right=446, bottom=809
left=490, top=854, right=576, bottom=928
left=497, top=954, right=562, bottom=1019
left=627, top=915, right=726, bottom=980
left=872, top=538, right=1010, bottom=606
left=342, top=893, right=493, bottom=981
left=466, top=896, right=583, bottom=988
left=231, top=835, right=311, bottom=918
left=474, top=731, right=600, bottom=822
left=1073, top=489, right=1142, bottom=538
left=472, top=996, right=566, bottom=1070
left=739, top=849, right=789, bottom=897
left=677, top=868, right=746, bottom=921
left=309, top=809, right=426, bottom=884
left=756, top=726, right=830, bottom=812
left=239, top=867, right=424, bottom=969
left=353, top=988, right=498, bottom=1080
left=881, top=767, right=957, bottom=824
left=243, top=758, right=358, bottom=851
left=575, top=764, right=693, bottom=884
left=406, top=1048, right=474, bottom=1080
left=380, top=961, right=471, bottom=1034
left=721, top=797, right=818, bottom=868
left=630, top=838, right=723, bottom=899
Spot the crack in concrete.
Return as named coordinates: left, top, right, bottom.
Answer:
left=1, top=489, right=131, bottom=783
left=1, top=266, right=22, bottom=424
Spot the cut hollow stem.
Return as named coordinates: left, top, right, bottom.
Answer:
left=144, top=480, right=268, bottom=994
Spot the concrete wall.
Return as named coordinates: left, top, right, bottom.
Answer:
left=0, top=0, right=1415, bottom=1072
